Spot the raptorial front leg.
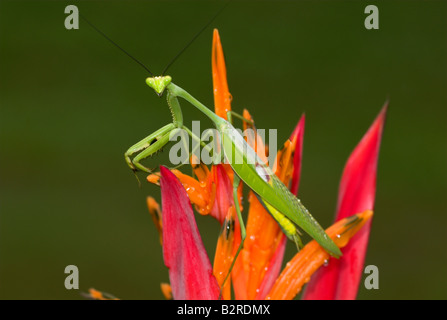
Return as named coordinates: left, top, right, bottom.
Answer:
left=132, top=128, right=182, bottom=173
left=124, top=123, right=175, bottom=172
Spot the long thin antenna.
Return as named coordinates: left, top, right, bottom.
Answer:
left=161, top=1, right=231, bottom=75
left=80, top=13, right=153, bottom=76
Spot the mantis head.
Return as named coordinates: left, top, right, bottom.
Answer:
left=146, top=76, right=172, bottom=97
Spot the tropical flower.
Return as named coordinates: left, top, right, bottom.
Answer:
left=143, top=29, right=387, bottom=300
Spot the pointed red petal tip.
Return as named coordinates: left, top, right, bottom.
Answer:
left=303, top=103, right=387, bottom=300
left=160, top=166, right=220, bottom=300
left=336, top=103, right=387, bottom=219
left=290, top=114, right=305, bottom=196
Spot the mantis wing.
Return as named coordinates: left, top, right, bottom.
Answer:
left=220, top=121, right=342, bottom=258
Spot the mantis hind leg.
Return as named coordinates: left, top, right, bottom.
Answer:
left=220, top=174, right=246, bottom=297
left=226, top=111, right=254, bottom=126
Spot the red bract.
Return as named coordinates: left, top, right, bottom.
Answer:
left=210, top=164, right=237, bottom=225
left=302, top=104, right=387, bottom=300
left=160, top=166, right=220, bottom=300
left=290, top=115, right=305, bottom=196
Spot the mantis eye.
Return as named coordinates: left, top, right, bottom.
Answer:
left=146, top=76, right=172, bottom=96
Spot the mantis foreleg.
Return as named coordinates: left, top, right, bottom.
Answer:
left=124, top=123, right=176, bottom=171
left=132, top=128, right=181, bottom=173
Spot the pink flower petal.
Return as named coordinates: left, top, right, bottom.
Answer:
left=210, top=164, right=234, bottom=225
left=303, top=103, right=387, bottom=300
left=290, top=114, right=305, bottom=196
left=255, top=115, right=306, bottom=299
left=160, top=166, right=220, bottom=300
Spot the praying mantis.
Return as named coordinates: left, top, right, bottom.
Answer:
left=81, top=9, right=342, bottom=285
left=125, top=76, right=342, bottom=262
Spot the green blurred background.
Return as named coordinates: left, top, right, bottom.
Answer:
left=1, top=0, right=446, bottom=299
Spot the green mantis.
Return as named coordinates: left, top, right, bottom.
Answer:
left=125, top=75, right=342, bottom=261
left=81, top=11, right=342, bottom=286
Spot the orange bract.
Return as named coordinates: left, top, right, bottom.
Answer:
left=266, top=210, right=374, bottom=300
left=212, top=29, right=232, bottom=119
left=147, top=196, right=163, bottom=245
left=85, top=288, right=119, bottom=300
left=160, top=283, right=172, bottom=300
left=213, top=206, right=238, bottom=300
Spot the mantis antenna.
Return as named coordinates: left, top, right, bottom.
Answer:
left=80, top=1, right=231, bottom=77
left=80, top=13, right=153, bottom=76
left=161, top=0, right=231, bottom=75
